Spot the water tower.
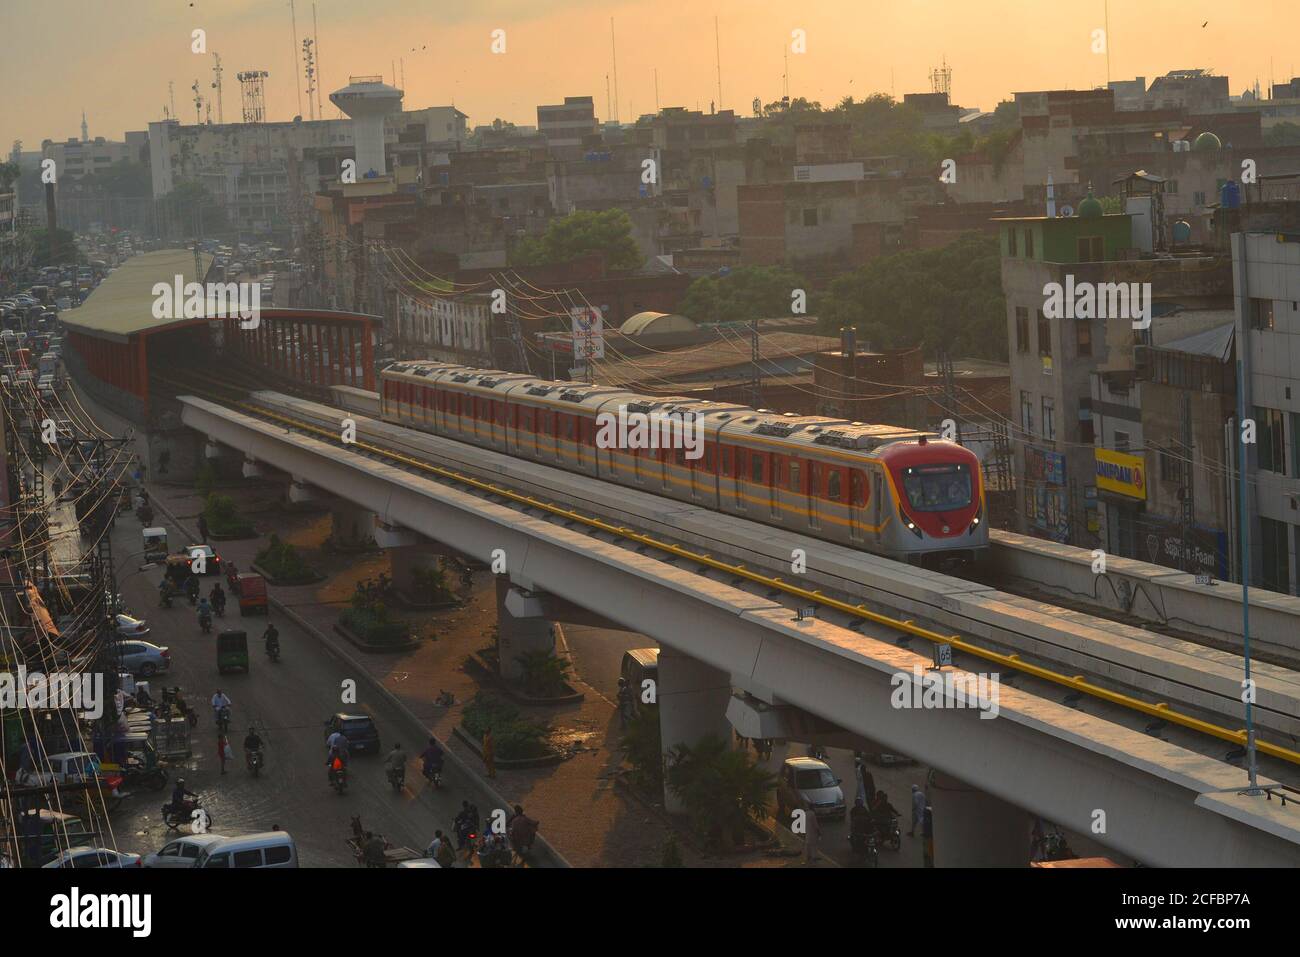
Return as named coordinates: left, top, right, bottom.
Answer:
left=329, top=75, right=404, bottom=179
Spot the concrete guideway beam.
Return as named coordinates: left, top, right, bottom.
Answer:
left=241, top=457, right=263, bottom=478
left=288, top=478, right=323, bottom=503
left=177, top=397, right=1300, bottom=866
left=928, top=771, right=1032, bottom=867
left=373, top=521, right=420, bottom=549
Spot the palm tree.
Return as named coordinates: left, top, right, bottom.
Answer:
left=666, top=734, right=775, bottom=851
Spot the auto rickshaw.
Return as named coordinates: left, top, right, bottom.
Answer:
left=142, top=527, right=168, bottom=564
left=237, top=573, right=268, bottom=616
left=216, top=630, right=249, bottom=675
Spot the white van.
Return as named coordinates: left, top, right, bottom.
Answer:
left=193, top=831, right=298, bottom=868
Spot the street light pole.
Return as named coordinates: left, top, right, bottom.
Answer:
left=1236, top=356, right=1257, bottom=791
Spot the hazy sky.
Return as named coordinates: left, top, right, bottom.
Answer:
left=3, top=0, right=1298, bottom=148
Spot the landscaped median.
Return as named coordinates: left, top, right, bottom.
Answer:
left=452, top=692, right=568, bottom=769
left=251, top=534, right=325, bottom=586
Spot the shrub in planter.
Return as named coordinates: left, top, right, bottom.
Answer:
left=203, top=493, right=254, bottom=538
left=514, top=649, right=572, bottom=697
left=665, top=734, right=775, bottom=852
left=409, top=563, right=457, bottom=604
left=195, top=462, right=216, bottom=499
left=339, top=605, right=410, bottom=645
left=619, top=704, right=663, bottom=793
left=461, top=692, right=551, bottom=761
left=255, top=534, right=318, bottom=584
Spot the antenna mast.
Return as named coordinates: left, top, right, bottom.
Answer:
left=714, top=15, right=723, bottom=111
left=610, top=18, right=620, bottom=123
left=191, top=79, right=203, bottom=125
left=312, top=3, right=324, bottom=118
left=289, top=0, right=304, bottom=118
left=168, top=80, right=177, bottom=122
left=238, top=70, right=269, bottom=124
left=302, top=37, right=317, bottom=120
left=211, top=53, right=224, bottom=124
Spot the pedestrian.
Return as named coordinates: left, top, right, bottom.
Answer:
left=158, top=448, right=170, bottom=476
left=198, top=513, right=210, bottom=544
left=217, top=732, right=230, bottom=774
left=802, top=799, right=821, bottom=866
left=482, top=726, right=495, bottom=778
left=908, top=783, right=926, bottom=837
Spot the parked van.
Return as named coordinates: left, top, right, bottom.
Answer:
left=620, top=648, right=659, bottom=709
left=193, top=831, right=298, bottom=868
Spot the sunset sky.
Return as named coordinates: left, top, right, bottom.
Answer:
left=2, top=0, right=1298, bottom=148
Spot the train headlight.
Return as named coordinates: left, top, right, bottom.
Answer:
left=969, top=507, right=983, bottom=535
left=898, top=502, right=922, bottom=538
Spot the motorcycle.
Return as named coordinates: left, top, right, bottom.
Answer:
left=215, top=705, right=231, bottom=734
left=880, top=814, right=902, bottom=852
left=117, top=762, right=168, bottom=792
left=211, top=594, right=226, bottom=617
left=265, top=640, right=280, bottom=663
left=329, top=765, right=348, bottom=795
left=136, top=504, right=154, bottom=525
left=158, top=590, right=175, bottom=610
left=386, top=765, right=405, bottom=792
left=199, top=612, right=212, bottom=634
left=161, top=798, right=211, bottom=831
left=422, top=760, right=443, bottom=789
left=246, top=747, right=264, bottom=777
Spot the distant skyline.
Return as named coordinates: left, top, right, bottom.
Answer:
left=2, top=0, right=1299, bottom=149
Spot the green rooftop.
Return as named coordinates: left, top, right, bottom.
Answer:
left=61, top=249, right=213, bottom=342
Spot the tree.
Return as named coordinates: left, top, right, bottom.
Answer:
left=665, top=734, right=774, bottom=851
left=165, top=179, right=229, bottom=235
left=679, top=265, right=811, bottom=324
left=0, top=160, right=19, bottom=191
left=1265, top=121, right=1300, bottom=147
left=28, top=227, right=80, bottom=267
left=819, top=232, right=1007, bottom=360
left=511, top=208, right=643, bottom=270
left=81, top=159, right=151, bottom=198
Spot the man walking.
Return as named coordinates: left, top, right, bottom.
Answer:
left=198, top=513, right=210, bottom=544
left=908, top=783, right=926, bottom=837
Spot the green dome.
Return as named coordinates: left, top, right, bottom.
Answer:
left=1077, top=189, right=1104, bottom=219
left=1192, top=131, right=1222, bottom=151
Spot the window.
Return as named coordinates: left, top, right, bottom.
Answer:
left=1159, top=447, right=1185, bottom=484
left=1077, top=236, right=1104, bottom=262
left=1193, top=190, right=1206, bottom=206
left=1076, top=320, right=1092, bottom=357
left=789, top=460, right=801, bottom=492
left=1260, top=517, right=1291, bottom=594
left=851, top=470, right=868, bottom=506
left=265, top=845, right=292, bottom=865
left=1079, top=417, right=1095, bottom=443
left=1024, top=229, right=1034, bottom=259
left=1113, top=430, right=1130, bottom=451
left=1020, top=391, right=1034, bottom=435
left=827, top=469, right=843, bottom=501
left=751, top=451, right=765, bottom=483
left=807, top=461, right=820, bottom=498
left=233, top=849, right=263, bottom=868
left=1250, top=298, right=1275, bottom=331
left=1008, top=229, right=1018, bottom=256
left=1257, top=406, right=1287, bottom=474
left=902, top=463, right=973, bottom=511
left=1015, top=307, right=1030, bottom=354
left=1041, top=397, right=1056, bottom=442
left=1037, top=310, right=1051, bottom=357
left=802, top=208, right=819, bottom=227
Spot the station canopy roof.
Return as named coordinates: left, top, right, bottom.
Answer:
left=60, top=249, right=215, bottom=343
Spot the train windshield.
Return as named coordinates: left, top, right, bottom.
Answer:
left=902, top=463, right=972, bottom=512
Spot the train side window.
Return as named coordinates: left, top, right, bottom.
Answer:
left=704, top=443, right=715, bottom=471
left=789, top=460, right=801, bottom=493
left=827, top=469, right=843, bottom=502
left=751, top=452, right=765, bottom=484
left=807, top=462, right=820, bottom=497
left=851, top=470, right=868, bottom=506
left=721, top=445, right=734, bottom=477
left=563, top=415, right=575, bottom=440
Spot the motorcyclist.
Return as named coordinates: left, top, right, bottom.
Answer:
left=197, top=597, right=212, bottom=628
left=419, top=737, right=444, bottom=780
left=209, top=582, right=226, bottom=615
left=506, top=804, right=539, bottom=856
left=869, top=789, right=901, bottom=832
left=169, top=777, right=197, bottom=811
left=384, top=742, right=406, bottom=782
left=327, top=746, right=347, bottom=786
left=453, top=800, right=480, bottom=849
left=244, top=726, right=263, bottom=767
left=849, top=797, right=872, bottom=840
left=211, top=689, right=231, bottom=726
left=616, top=677, right=633, bottom=726
left=263, top=623, right=280, bottom=655
left=184, top=572, right=200, bottom=603
left=158, top=577, right=178, bottom=605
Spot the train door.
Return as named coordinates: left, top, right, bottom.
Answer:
left=806, top=460, right=822, bottom=532
left=871, top=470, right=884, bottom=544
left=848, top=469, right=869, bottom=543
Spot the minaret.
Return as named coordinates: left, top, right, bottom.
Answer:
left=81, top=111, right=88, bottom=142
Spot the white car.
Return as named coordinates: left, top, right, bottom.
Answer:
left=142, top=834, right=227, bottom=868
left=43, top=847, right=142, bottom=869
left=116, top=639, right=171, bottom=677
left=16, top=751, right=101, bottom=787
left=115, top=613, right=151, bottom=640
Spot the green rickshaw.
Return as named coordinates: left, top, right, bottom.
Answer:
left=216, top=630, right=249, bottom=674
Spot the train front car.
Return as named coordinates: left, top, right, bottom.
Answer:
left=878, top=436, right=987, bottom=567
